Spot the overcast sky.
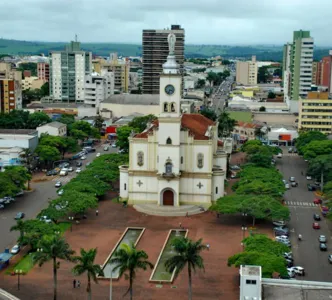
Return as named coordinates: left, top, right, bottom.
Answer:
left=1, top=0, right=331, bottom=46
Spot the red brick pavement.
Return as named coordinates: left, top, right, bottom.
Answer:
left=0, top=194, right=271, bottom=300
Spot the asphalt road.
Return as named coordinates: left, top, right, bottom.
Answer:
left=277, top=147, right=332, bottom=281
left=210, top=76, right=233, bottom=115
left=0, top=143, right=118, bottom=252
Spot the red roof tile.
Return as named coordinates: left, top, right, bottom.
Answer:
left=135, top=114, right=216, bottom=140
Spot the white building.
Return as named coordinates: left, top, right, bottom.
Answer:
left=119, top=34, right=227, bottom=208
left=0, top=147, right=24, bottom=171
left=240, top=265, right=262, bottom=300
left=84, top=71, right=114, bottom=109
left=236, top=56, right=258, bottom=85
left=37, top=121, right=67, bottom=137
left=0, top=129, right=38, bottom=151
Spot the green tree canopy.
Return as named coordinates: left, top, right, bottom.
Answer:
left=228, top=251, right=287, bottom=278
left=59, top=190, right=98, bottom=215
left=268, top=91, right=276, bottom=99
left=35, top=145, right=61, bottom=166
left=308, top=154, right=332, bottom=188
left=218, top=111, right=237, bottom=137
left=295, top=131, right=327, bottom=155
left=258, top=66, right=270, bottom=83
left=3, top=166, right=31, bottom=190
left=27, top=112, right=51, bottom=128
left=302, top=140, right=332, bottom=160
left=200, top=108, right=217, bottom=121
left=128, top=114, right=157, bottom=133
left=0, top=172, right=21, bottom=197
left=196, top=78, right=206, bottom=88
left=116, top=126, right=135, bottom=152
left=40, top=82, right=50, bottom=96
left=94, top=114, right=104, bottom=131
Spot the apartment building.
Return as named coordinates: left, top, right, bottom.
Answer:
left=0, top=63, right=22, bottom=112
left=49, top=41, right=92, bottom=103
left=84, top=71, right=114, bottom=108
left=320, top=55, right=332, bottom=90
left=142, top=24, right=185, bottom=94
left=311, top=61, right=321, bottom=85
left=288, top=30, right=314, bottom=100
left=37, top=62, right=49, bottom=82
left=298, top=91, right=332, bottom=134
left=236, top=56, right=258, bottom=85
left=22, top=76, right=45, bottom=90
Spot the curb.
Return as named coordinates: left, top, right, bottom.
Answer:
left=0, top=288, right=20, bottom=300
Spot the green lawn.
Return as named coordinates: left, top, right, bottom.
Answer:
left=228, top=111, right=252, bottom=123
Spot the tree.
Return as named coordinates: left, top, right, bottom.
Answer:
left=3, top=166, right=32, bottom=190
left=70, top=129, right=88, bottom=141
left=267, top=91, right=276, bottom=99
left=10, top=220, right=26, bottom=241
left=19, top=148, right=34, bottom=189
left=59, top=190, right=98, bottom=215
left=273, top=68, right=282, bottom=78
left=218, top=111, right=237, bottom=137
left=228, top=251, right=287, bottom=278
left=71, top=121, right=93, bottom=136
left=27, top=111, right=51, bottom=128
left=235, top=180, right=285, bottom=199
left=308, top=154, right=332, bottom=189
left=241, top=140, right=262, bottom=152
left=35, top=145, right=61, bottom=167
left=109, top=243, right=153, bottom=300
left=165, top=237, right=207, bottom=300
left=295, top=131, right=327, bottom=155
left=72, top=248, right=104, bottom=300
left=247, top=153, right=273, bottom=168
left=40, top=82, right=50, bottom=96
left=94, top=115, right=104, bottom=131
left=17, top=62, right=37, bottom=77
left=116, top=126, right=135, bottom=152
left=128, top=114, right=157, bottom=133
left=196, top=79, right=206, bottom=88
left=0, top=110, right=29, bottom=129
left=258, top=66, right=269, bottom=83
left=0, top=172, right=21, bottom=198
left=323, top=182, right=332, bottom=199
left=199, top=108, right=217, bottom=121
left=37, top=206, right=68, bottom=224
left=33, top=235, right=75, bottom=300
left=206, top=71, right=218, bottom=86
left=57, top=114, right=75, bottom=127
left=259, top=106, right=266, bottom=112
left=302, top=140, right=332, bottom=161
left=211, top=194, right=289, bottom=226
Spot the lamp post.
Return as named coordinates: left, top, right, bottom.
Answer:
left=68, top=216, right=74, bottom=231
left=109, top=268, right=114, bottom=300
left=54, top=230, right=60, bottom=235
left=15, top=269, right=22, bottom=290
left=241, top=225, right=247, bottom=251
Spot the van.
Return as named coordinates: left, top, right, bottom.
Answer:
left=59, top=170, right=68, bottom=176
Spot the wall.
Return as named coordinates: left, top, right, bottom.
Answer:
left=100, top=103, right=159, bottom=118
left=253, top=112, right=297, bottom=126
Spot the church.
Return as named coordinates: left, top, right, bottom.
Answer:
left=119, top=33, right=227, bottom=208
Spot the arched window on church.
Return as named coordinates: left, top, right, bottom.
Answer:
left=197, top=153, right=204, bottom=169
left=171, top=102, right=176, bottom=112
left=166, top=137, right=172, bottom=144
left=163, top=102, right=168, bottom=112
left=137, top=151, right=144, bottom=166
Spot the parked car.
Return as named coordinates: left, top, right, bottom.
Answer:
left=76, top=168, right=82, bottom=173
left=306, top=175, right=312, bottom=180
left=3, top=196, right=15, bottom=204
left=293, top=148, right=298, bottom=153
left=46, top=169, right=58, bottom=176
left=307, top=184, right=316, bottom=191
left=230, top=165, right=241, bottom=171
left=277, top=153, right=282, bottom=158
left=313, top=213, right=321, bottom=221
left=314, top=181, right=321, bottom=187
left=328, top=254, right=332, bottom=263
left=80, top=156, right=86, bottom=160
left=68, top=167, right=74, bottom=172
left=313, top=198, right=322, bottom=205
left=59, top=170, right=68, bottom=176
left=288, top=148, right=293, bottom=153
left=273, top=220, right=286, bottom=227
left=285, top=259, right=293, bottom=267
left=57, top=189, right=64, bottom=196
left=320, top=243, right=328, bottom=251
left=96, top=153, right=101, bottom=157
left=14, top=212, right=25, bottom=220
left=286, top=269, right=296, bottom=278
left=285, top=183, right=290, bottom=189
left=319, top=235, right=327, bottom=243
left=290, top=266, right=305, bottom=276
left=313, top=222, right=321, bottom=229
left=40, top=216, right=52, bottom=224
left=283, top=252, right=293, bottom=260
left=111, top=143, right=117, bottom=148
left=104, top=146, right=109, bottom=151
left=291, top=181, right=298, bottom=187
left=55, top=181, right=62, bottom=188
left=289, top=177, right=295, bottom=182
left=16, top=190, right=24, bottom=197
left=322, top=206, right=329, bottom=212
left=279, top=240, right=291, bottom=247
left=10, top=245, right=20, bottom=255
left=274, top=226, right=289, bottom=232
left=76, top=161, right=82, bottom=167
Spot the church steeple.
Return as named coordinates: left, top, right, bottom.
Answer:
left=162, top=33, right=179, bottom=75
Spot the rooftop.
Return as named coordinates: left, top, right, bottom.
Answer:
left=38, top=121, right=65, bottom=129
left=0, top=147, right=23, bottom=153
left=241, top=265, right=261, bottom=276
left=103, top=94, right=159, bottom=105
left=0, top=129, right=37, bottom=135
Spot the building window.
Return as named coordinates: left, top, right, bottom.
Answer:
left=137, top=151, right=144, bottom=166
left=164, top=102, right=168, bottom=112
left=246, top=280, right=257, bottom=285
left=171, top=102, right=176, bottom=112
left=197, top=153, right=204, bottom=169
left=216, top=187, right=218, bottom=194
left=166, top=137, right=172, bottom=145
left=165, top=162, right=172, bottom=174
left=124, top=183, right=127, bottom=190
left=181, top=156, right=183, bottom=164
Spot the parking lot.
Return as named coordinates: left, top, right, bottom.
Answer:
left=277, top=148, right=332, bottom=281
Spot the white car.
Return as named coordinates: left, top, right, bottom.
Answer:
left=276, top=236, right=289, bottom=242
left=287, top=268, right=296, bottom=278
left=289, top=266, right=305, bottom=276
left=58, top=189, right=64, bottom=196
left=285, top=183, right=290, bottom=189
left=10, top=245, right=20, bottom=254
left=277, top=153, right=282, bottom=158
left=306, top=175, right=312, bottom=180
left=68, top=167, right=74, bottom=172
left=40, top=216, right=52, bottom=223
left=76, top=168, right=82, bottom=173
left=55, top=181, right=62, bottom=188
left=81, top=156, right=86, bottom=160
left=96, top=153, right=101, bottom=157
left=273, top=220, right=286, bottom=227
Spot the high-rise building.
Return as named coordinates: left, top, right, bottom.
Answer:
left=320, top=55, right=332, bottom=89
left=37, top=62, right=49, bottom=82
left=49, top=41, right=92, bottom=103
left=288, top=30, right=314, bottom=100
left=282, top=43, right=292, bottom=102
left=142, top=24, right=185, bottom=94
left=236, top=56, right=258, bottom=85
left=0, top=63, right=22, bottom=112
left=311, top=61, right=321, bottom=85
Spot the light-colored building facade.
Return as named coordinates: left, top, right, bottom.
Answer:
left=84, top=71, right=114, bottom=109
left=22, top=76, right=45, bottom=90
left=298, top=92, right=332, bottom=134
left=0, top=129, right=38, bottom=151
left=0, top=147, right=24, bottom=171
left=37, top=62, right=49, bottom=82
left=236, top=56, right=258, bottom=85
left=106, top=58, right=129, bottom=93
left=37, top=121, right=67, bottom=137
left=142, top=25, right=185, bottom=94
left=119, top=34, right=226, bottom=207
left=49, top=41, right=92, bottom=103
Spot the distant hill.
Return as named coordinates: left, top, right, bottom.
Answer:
left=0, top=38, right=330, bottom=61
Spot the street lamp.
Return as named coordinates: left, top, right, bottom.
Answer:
left=68, top=216, right=74, bottom=231
left=109, top=267, right=114, bottom=300
left=54, top=230, right=60, bottom=235
left=241, top=225, right=247, bottom=251
left=15, top=269, right=22, bottom=290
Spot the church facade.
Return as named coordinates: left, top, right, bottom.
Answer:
left=119, top=34, right=227, bottom=207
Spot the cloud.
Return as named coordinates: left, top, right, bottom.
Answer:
left=0, top=0, right=331, bottom=46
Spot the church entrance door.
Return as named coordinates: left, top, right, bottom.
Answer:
left=163, top=190, right=174, bottom=206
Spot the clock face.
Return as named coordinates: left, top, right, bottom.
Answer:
left=165, top=84, right=175, bottom=95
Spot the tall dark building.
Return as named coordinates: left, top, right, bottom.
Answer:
left=142, top=25, right=185, bottom=95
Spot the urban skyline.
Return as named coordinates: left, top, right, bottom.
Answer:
left=1, top=0, right=332, bottom=45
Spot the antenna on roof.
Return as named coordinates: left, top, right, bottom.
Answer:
left=75, top=34, right=78, bottom=42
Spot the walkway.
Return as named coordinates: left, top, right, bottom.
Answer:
left=133, top=204, right=205, bottom=216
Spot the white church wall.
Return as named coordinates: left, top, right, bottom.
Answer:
left=192, top=144, right=211, bottom=173
left=212, top=173, right=224, bottom=201
left=214, top=153, right=227, bottom=171
left=158, top=146, right=181, bottom=175
left=119, top=168, right=129, bottom=199
left=131, top=142, right=149, bottom=171
left=158, top=179, right=180, bottom=206
left=128, top=175, right=158, bottom=204
left=158, top=121, right=181, bottom=145
left=179, top=177, right=211, bottom=205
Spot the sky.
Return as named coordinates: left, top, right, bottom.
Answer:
left=1, top=0, right=331, bottom=46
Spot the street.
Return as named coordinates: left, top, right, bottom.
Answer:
left=210, top=75, right=233, bottom=115
left=277, top=148, right=332, bottom=281
left=0, top=143, right=118, bottom=252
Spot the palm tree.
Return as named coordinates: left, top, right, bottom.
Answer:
left=109, top=243, right=153, bottom=300
left=72, top=248, right=104, bottom=300
left=218, top=111, right=237, bottom=138
left=33, top=235, right=75, bottom=300
left=19, top=148, right=33, bottom=190
left=165, top=237, right=207, bottom=300
left=10, top=220, right=25, bottom=242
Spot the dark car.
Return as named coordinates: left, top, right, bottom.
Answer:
left=14, top=212, right=25, bottom=220
left=76, top=161, right=82, bottom=167
left=46, top=170, right=58, bottom=176
left=307, top=184, right=317, bottom=191
left=314, top=213, right=321, bottom=221
left=291, top=181, right=298, bottom=187
left=275, top=230, right=290, bottom=237
left=320, top=243, right=328, bottom=251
